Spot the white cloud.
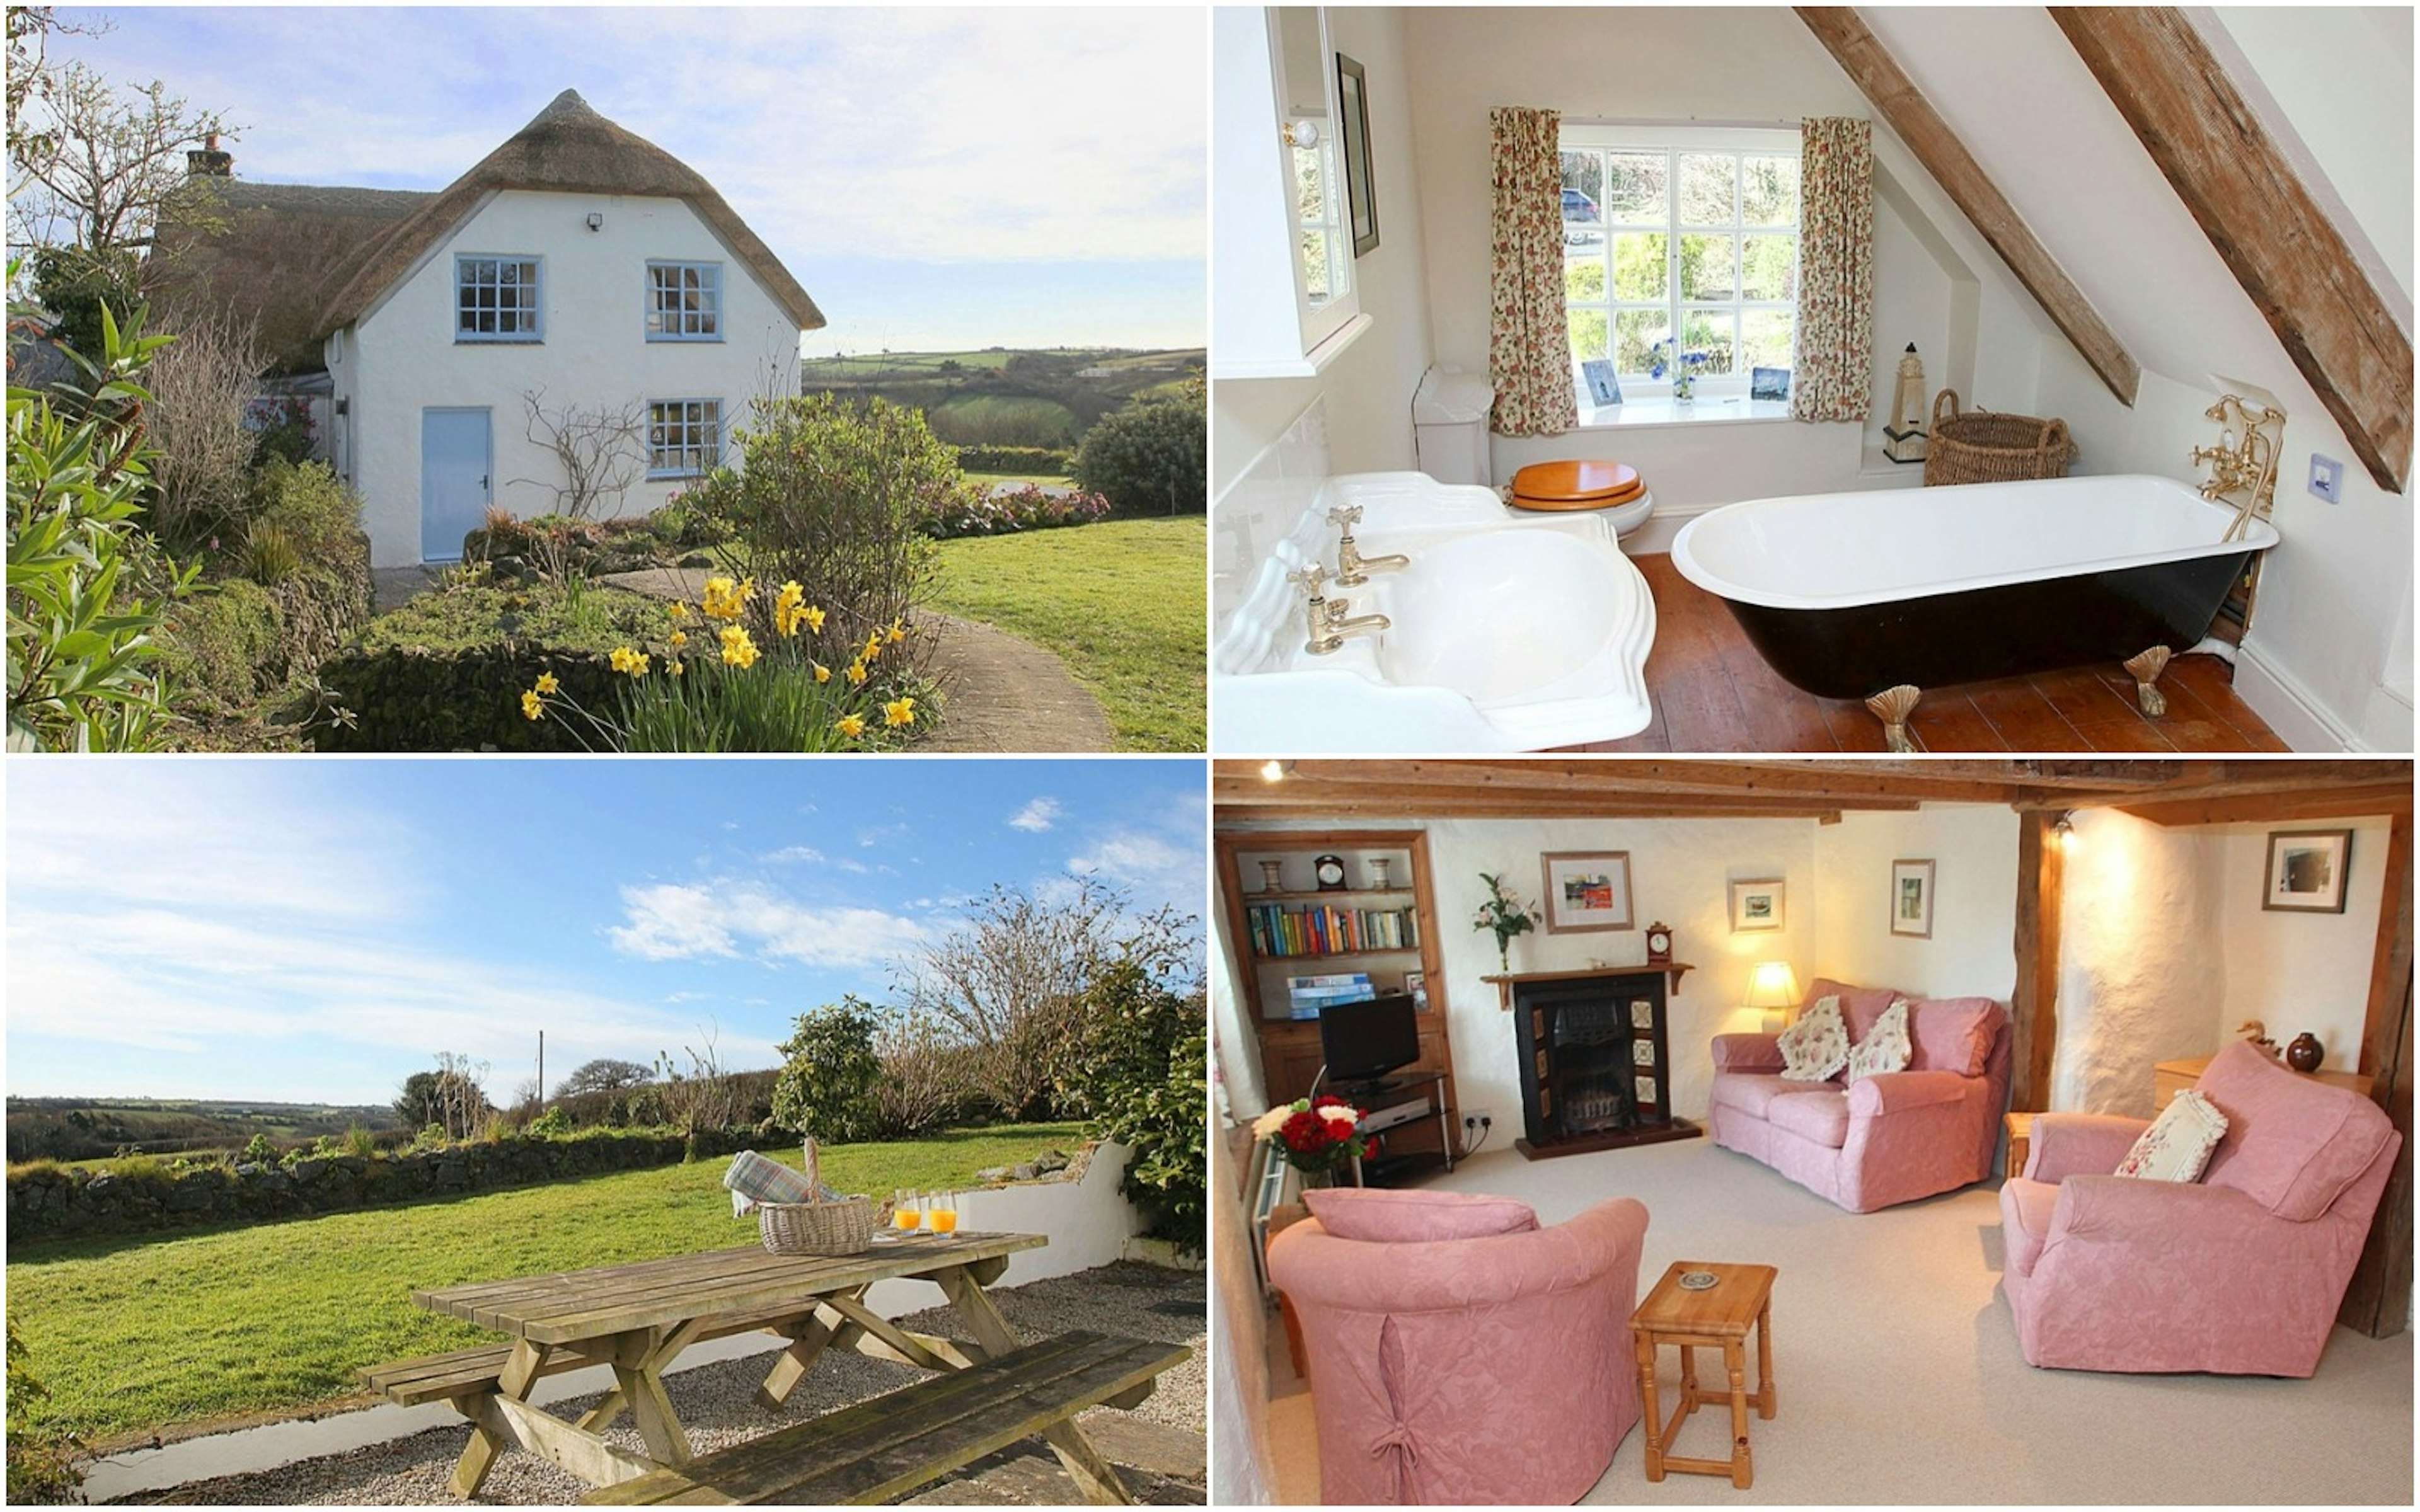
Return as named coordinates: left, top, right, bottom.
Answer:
left=1008, top=797, right=1063, bottom=833
left=609, top=881, right=925, bottom=967
left=761, top=845, right=827, bottom=865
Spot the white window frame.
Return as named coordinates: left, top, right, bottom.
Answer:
left=454, top=255, right=543, bottom=343
left=647, top=398, right=722, bottom=479
left=1560, top=125, right=1799, bottom=401
left=645, top=260, right=723, bottom=342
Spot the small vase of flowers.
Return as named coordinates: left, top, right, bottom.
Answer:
left=1253, top=1095, right=1372, bottom=1182
left=1473, top=871, right=1540, bottom=973
left=1649, top=339, right=1711, bottom=403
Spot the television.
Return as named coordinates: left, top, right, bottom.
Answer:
left=1320, top=993, right=1422, bottom=1086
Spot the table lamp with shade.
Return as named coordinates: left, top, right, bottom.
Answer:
left=1743, top=961, right=1802, bottom=1034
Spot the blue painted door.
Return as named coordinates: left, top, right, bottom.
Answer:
left=420, top=408, right=492, bottom=562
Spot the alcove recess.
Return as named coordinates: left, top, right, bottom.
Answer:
left=1216, top=827, right=1460, bottom=1171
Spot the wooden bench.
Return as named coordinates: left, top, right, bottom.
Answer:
left=360, top=1341, right=601, bottom=1407
left=583, top=1330, right=1190, bottom=1506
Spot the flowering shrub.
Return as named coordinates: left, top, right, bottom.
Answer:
left=1252, top=1094, right=1372, bottom=1177
left=921, top=484, right=1112, bottom=541
left=519, top=575, right=926, bottom=752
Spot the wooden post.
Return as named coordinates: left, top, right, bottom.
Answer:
left=2341, top=811, right=2412, bottom=1337
left=2010, top=812, right=2063, bottom=1114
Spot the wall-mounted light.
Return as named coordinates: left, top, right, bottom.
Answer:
left=585, top=212, right=604, bottom=232
left=2053, top=812, right=2077, bottom=852
left=1743, top=961, right=1802, bottom=1036
left=1282, top=120, right=1320, bottom=149
left=1259, top=759, right=1294, bottom=783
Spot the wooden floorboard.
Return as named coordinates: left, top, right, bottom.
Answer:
left=1562, top=556, right=2288, bottom=754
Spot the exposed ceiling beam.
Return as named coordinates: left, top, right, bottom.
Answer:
left=2020, top=760, right=2414, bottom=810
left=1795, top=6, right=2141, bottom=405
left=1220, top=759, right=2020, bottom=804
left=2051, top=6, right=2413, bottom=493
left=1213, top=786, right=1887, bottom=821
left=1739, top=759, right=2183, bottom=791
left=2114, top=785, right=2414, bottom=827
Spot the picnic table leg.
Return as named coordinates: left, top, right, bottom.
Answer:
left=613, top=1329, right=694, bottom=1467
left=936, top=1266, right=1137, bottom=1506
left=756, top=1295, right=868, bottom=1409
left=449, top=1339, right=549, bottom=1499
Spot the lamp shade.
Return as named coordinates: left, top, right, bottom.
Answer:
left=1743, top=961, right=1801, bottom=1012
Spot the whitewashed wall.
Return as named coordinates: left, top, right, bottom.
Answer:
left=2213, top=816, right=2393, bottom=1075
left=336, top=188, right=803, bottom=566
left=1809, top=805, right=2022, bottom=1004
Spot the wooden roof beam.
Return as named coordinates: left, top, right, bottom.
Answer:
left=2051, top=7, right=2412, bottom=492
left=1221, top=800, right=1855, bottom=824
left=2112, top=785, right=2414, bottom=827
left=1796, top=6, right=2141, bottom=406
left=1224, top=759, right=2021, bottom=804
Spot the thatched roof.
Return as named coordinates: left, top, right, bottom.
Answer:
left=147, top=182, right=435, bottom=375
left=316, top=89, right=823, bottom=337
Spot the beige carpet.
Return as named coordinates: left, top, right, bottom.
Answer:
left=1259, top=1138, right=2412, bottom=1505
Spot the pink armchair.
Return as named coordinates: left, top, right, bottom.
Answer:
left=2000, top=1040, right=2401, bottom=1376
left=1266, top=1189, right=1650, bottom=1504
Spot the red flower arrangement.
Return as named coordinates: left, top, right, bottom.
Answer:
left=1255, top=1094, right=1373, bottom=1176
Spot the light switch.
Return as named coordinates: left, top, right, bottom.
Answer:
left=2308, top=454, right=2344, bottom=503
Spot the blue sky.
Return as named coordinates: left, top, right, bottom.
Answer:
left=6, top=759, right=1206, bottom=1106
left=42, top=6, right=1206, bottom=352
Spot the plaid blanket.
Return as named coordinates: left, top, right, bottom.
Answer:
left=722, top=1149, right=838, bottom=1215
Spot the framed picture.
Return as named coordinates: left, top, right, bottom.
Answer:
left=1751, top=365, right=1792, bottom=401
left=1729, top=877, right=1785, bottom=934
left=1581, top=358, right=1623, bottom=408
left=1540, top=850, right=1634, bottom=934
left=2262, top=829, right=2354, bottom=914
left=1403, top=970, right=1429, bottom=1011
left=1335, top=54, right=1380, bottom=257
left=1890, top=859, right=1935, bottom=939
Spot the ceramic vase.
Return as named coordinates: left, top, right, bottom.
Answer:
left=2286, top=1033, right=2324, bottom=1074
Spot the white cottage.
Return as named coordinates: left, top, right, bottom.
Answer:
left=156, top=90, right=823, bottom=566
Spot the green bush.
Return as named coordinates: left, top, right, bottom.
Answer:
left=955, top=444, right=1073, bottom=475
left=315, top=581, right=662, bottom=751
left=1072, top=379, right=1206, bottom=517
left=241, top=1133, right=277, bottom=1166
left=772, top=998, right=887, bottom=1143
left=153, top=576, right=281, bottom=715
left=1054, top=962, right=1206, bottom=1254
left=527, top=1106, right=572, bottom=1137
left=687, top=395, right=962, bottom=657
left=6, top=1313, right=80, bottom=1504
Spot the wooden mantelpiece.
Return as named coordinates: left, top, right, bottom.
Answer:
left=1484, top=964, right=1694, bottom=1009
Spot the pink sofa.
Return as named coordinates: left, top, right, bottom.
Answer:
left=1266, top=1188, right=1649, bottom=1504
left=1999, top=1040, right=2400, bottom=1376
left=1707, top=977, right=2012, bottom=1212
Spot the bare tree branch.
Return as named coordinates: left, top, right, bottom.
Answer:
left=514, top=387, right=646, bottom=522
left=10, top=62, right=233, bottom=251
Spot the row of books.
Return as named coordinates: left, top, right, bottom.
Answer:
left=1286, top=972, right=1374, bottom=1021
left=1246, top=902, right=1420, bottom=958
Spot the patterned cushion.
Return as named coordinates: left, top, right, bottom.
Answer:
left=1846, top=1000, right=1914, bottom=1083
left=1777, top=997, right=1850, bottom=1082
left=2114, top=1091, right=2229, bottom=1183
left=1303, top=1188, right=1540, bottom=1243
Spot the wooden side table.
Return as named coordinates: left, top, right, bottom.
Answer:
left=2005, top=1110, right=2037, bottom=1181
left=2155, top=1052, right=2373, bottom=1110
left=1630, top=1261, right=1777, bottom=1490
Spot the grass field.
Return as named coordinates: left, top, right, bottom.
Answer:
left=927, top=393, right=1080, bottom=447
left=6, top=1125, right=1083, bottom=1445
left=933, top=518, right=1204, bottom=752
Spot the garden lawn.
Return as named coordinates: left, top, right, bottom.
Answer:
left=6, top=1124, right=1083, bottom=1446
left=932, top=517, right=1204, bottom=752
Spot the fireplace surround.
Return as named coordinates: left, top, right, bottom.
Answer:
left=1492, top=966, right=1703, bottom=1159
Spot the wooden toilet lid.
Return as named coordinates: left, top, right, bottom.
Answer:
left=1509, top=460, right=1644, bottom=511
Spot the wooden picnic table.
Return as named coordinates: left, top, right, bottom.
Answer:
left=399, top=1228, right=1132, bottom=1499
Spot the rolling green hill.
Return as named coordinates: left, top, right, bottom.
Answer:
left=7, top=1097, right=404, bottom=1165
left=796, top=346, right=1204, bottom=449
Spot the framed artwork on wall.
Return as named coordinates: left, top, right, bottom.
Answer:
left=1890, top=859, right=1935, bottom=939
left=1335, top=53, right=1380, bottom=257
left=1540, top=851, right=1634, bottom=934
left=2262, top=829, right=2353, bottom=913
left=1729, top=878, right=1785, bottom=933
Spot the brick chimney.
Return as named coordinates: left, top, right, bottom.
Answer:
left=186, top=132, right=232, bottom=178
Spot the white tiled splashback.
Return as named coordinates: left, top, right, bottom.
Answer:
left=1213, top=396, right=1330, bottom=632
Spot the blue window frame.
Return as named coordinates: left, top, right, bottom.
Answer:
left=454, top=255, right=543, bottom=342
left=647, top=261, right=722, bottom=341
left=648, top=399, right=722, bottom=478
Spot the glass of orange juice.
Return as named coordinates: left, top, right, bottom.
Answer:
left=929, top=1194, right=959, bottom=1235
left=892, top=1189, right=923, bottom=1232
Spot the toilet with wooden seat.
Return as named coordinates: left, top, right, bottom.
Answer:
left=1411, top=368, right=1657, bottom=542
left=1508, top=459, right=1657, bottom=538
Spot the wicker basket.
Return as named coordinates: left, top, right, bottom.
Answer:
left=756, top=1137, right=875, bottom=1256
left=1923, top=389, right=2076, bottom=486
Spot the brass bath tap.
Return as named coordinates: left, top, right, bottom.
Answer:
left=2192, top=394, right=2283, bottom=542
left=1291, top=561, right=1390, bottom=655
left=1327, top=505, right=1410, bottom=586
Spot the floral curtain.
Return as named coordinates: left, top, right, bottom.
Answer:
left=1488, top=106, right=1576, bottom=437
left=1792, top=117, right=1874, bottom=423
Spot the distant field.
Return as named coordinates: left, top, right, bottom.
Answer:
left=795, top=346, right=1204, bottom=450
left=8, top=1124, right=1086, bottom=1445
left=928, top=394, right=1080, bottom=447
left=8, top=1097, right=401, bottom=1165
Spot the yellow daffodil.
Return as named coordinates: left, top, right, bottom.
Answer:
left=701, top=575, right=755, bottom=622
left=885, top=618, right=906, bottom=646
left=720, top=624, right=761, bottom=668
left=861, top=633, right=883, bottom=663
left=669, top=659, right=684, bottom=677
left=535, top=672, right=560, bottom=694
left=669, top=629, right=688, bottom=648
left=804, top=604, right=826, bottom=634
left=521, top=689, right=544, bottom=721
left=813, top=662, right=831, bottom=684
left=847, top=660, right=868, bottom=686
left=883, top=696, right=916, bottom=728
left=609, top=646, right=650, bottom=677
left=836, top=713, right=867, bottom=739
left=773, top=581, right=810, bottom=636
left=667, top=600, right=689, bottom=621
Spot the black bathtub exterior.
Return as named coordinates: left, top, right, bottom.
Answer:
left=1716, top=549, right=2262, bottom=700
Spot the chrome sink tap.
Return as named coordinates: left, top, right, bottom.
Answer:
left=1291, top=561, right=1390, bottom=655
left=1327, top=504, right=1410, bottom=586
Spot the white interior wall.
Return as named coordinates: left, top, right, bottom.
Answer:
left=2214, top=816, right=2394, bottom=1073
left=1809, top=805, right=2022, bottom=1002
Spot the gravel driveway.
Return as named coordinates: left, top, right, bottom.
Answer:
left=117, top=1262, right=1204, bottom=1506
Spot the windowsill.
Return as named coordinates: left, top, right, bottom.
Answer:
left=646, top=336, right=726, bottom=344
left=1574, top=396, right=1793, bottom=429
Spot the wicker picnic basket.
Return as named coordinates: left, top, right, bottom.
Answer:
left=1923, top=389, right=2076, bottom=486
left=758, top=1138, right=875, bottom=1257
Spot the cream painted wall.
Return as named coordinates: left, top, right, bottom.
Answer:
left=340, top=188, right=802, bottom=566
left=1809, top=805, right=2021, bottom=1002
left=2214, top=816, right=2394, bottom=1074
left=1213, top=7, right=1436, bottom=498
